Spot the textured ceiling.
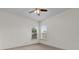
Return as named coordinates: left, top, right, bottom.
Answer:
left=0, top=8, right=69, bottom=21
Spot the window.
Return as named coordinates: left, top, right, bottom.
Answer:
left=31, top=25, right=47, bottom=40
left=32, top=26, right=38, bottom=39
left=41, top=25, right=47, bottom=40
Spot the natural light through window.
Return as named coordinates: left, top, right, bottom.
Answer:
left=41, top=25, right=47, bottom=40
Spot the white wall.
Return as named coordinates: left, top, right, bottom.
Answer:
left=40, top=9, right=79, bottom=50
left=0, top=11, right=39, bottom=49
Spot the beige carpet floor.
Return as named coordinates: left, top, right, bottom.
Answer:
left=7, top=43, right=62, bottom=50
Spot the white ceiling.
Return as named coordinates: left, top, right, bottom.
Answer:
left=0, top=8, right=69, bottom=21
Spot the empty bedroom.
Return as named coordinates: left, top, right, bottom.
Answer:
left=0, top=8, right=79, bottom=50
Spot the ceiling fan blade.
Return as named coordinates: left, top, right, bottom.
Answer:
left=40, top=9, right=48, bottom=12
left=29, top=10, right=35, bottom=13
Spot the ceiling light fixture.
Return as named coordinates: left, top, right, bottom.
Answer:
left=29, top=8, right=48, bottom=16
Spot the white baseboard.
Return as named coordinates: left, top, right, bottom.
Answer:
left=3, top=40, right=39, bottom=50
left=40, top=40, right=65, bottom=50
